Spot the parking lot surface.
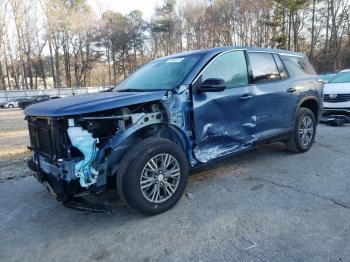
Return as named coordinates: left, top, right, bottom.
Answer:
left=0, top=109, right=349, bottom=261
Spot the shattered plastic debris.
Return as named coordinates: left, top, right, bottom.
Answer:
left=186, top=192, right=194, bottom=200
left=243, top=238, right=257, bottom=250
left=321, top=115, right=350, bottom=126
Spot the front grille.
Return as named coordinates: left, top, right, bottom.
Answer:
left=38, top=125, right=52, bottom=156
left=324, top=94, right=350, bottom=103
left=28, top=122, right=36, bottom=146
left=28, top=118, right=66, bottom=159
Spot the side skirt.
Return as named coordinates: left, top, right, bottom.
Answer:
left=190, top=131, right=292, bottom=170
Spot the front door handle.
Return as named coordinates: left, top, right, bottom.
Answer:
left=287, top=87, right=297, bottom=93
left=240, top=93, right=255, bottom=100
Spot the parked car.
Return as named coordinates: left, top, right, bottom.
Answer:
left=19, top=95, right=51, bottom=109
left=1, top=98, right=31, bottom=108
left=50, top=96, right=62, bottom=100
left=0, top=101, right=6, bottom=108
left=24, top=47, right=323, bottom=215
left=323, top=69, right=350, bottom=116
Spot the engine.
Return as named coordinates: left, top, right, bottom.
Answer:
left=65, top=103, right=163, bottom=188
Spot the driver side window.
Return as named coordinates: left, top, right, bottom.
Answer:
left=201, top=51, right=248, bottom=89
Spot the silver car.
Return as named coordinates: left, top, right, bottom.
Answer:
left=3, top=98, right=30, bottom=108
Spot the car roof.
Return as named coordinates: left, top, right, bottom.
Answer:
left=151, top=46, right=308, bottom=86
left=163, top=46, right=306, bottom=59
left=33, top=95, right=49, bottom=97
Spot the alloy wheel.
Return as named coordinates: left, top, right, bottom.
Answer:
left=140, top=153, right=181, bottom=204
left=298, top=115, right=314, bottom=146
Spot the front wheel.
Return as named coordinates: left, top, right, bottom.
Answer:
left=286, top=107, right=316, bottom=153
left=8, top=104, right=14, bottom=108
left=117, top=138, right=189, bottom=215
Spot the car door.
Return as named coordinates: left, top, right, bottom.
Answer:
left=247, top=52, right=296, bottom=140
left=36, top=96, right=48, bottom=103
left=13, top=99, right=19, bottom=107
left=191, top=50, right=257, bottom=163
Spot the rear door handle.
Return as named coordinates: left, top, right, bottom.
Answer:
left=240, top=93, right=255, bottom=100
left=287, top=87, right=297, bottom=93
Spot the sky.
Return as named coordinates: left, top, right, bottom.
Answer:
left=87, top=0, right=164, bottom=20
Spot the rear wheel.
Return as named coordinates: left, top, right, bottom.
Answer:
left=8, top=104, right=14, bottom=108
left=117, top=138, right=189, bottom=215
left=286, top=107, right=316, bottom=153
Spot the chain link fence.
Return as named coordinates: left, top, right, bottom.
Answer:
left=0, top=87, right=112, bottom=103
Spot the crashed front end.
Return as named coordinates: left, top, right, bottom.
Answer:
left=26, top=103, right=164, bottom=204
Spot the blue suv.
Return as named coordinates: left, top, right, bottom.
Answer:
left=25, top=47, right=323, bottom=215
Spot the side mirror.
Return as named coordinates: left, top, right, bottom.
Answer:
left=198, top=78, right=226, bottom=93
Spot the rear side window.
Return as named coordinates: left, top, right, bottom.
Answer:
left=280, top=55, right=316, bottom=77
left=273, top=54, right=289, bottom=80
left=201, top=51, right=248, bottom=88
left=248, top=52, right=280, bottom=84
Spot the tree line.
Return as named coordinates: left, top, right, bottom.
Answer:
left=0, top=0, right=349, bottom=90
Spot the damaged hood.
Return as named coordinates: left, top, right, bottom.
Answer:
left=24, top=91, right=167, bottom=117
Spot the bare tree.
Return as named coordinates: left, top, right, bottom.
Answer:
left=1, top=0, right=350, bottom=91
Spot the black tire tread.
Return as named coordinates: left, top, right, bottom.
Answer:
left=117, top=137, right=188, bottom=215
left=117, top=138, right=161, bottom=207
left=286, top=107, right=316, bottom=153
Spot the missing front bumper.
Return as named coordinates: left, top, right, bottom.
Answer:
left=29, top=158, right=69, bottom=201
left=28, top=158, right=114, bottom=213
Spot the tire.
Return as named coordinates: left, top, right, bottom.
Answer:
left=8, top=104, right=14, bottom=108
left=117, top=137, right=189, bottom=215
left=330, top=119, right=343, bottom=126
left=286, top=107, right=316, bottom=153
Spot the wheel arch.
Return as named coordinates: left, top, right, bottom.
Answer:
left=297, top=96, right=320, bottom=121
left=106, top=123, right=191, bottom=172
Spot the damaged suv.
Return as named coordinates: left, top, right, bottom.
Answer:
left=25, top=47, right=323, bottom=215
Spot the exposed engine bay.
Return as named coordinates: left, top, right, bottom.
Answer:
left=67, top=119, right=99, bottom=188
left=27, top=102, right=165, bottom=197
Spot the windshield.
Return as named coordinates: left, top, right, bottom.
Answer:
left=329, top=71, right=350, bottom=83
left=319, top=74, right=335, bottom=81
left=114, top=55, right=201, bottom=92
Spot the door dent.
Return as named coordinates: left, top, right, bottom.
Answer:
left=193, top=119, right=258, bottom=163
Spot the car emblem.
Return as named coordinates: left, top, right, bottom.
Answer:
left=329, top=94, right=338, bottom=99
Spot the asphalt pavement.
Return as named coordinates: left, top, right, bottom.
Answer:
left=0, top=114, right=349, bottom=261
